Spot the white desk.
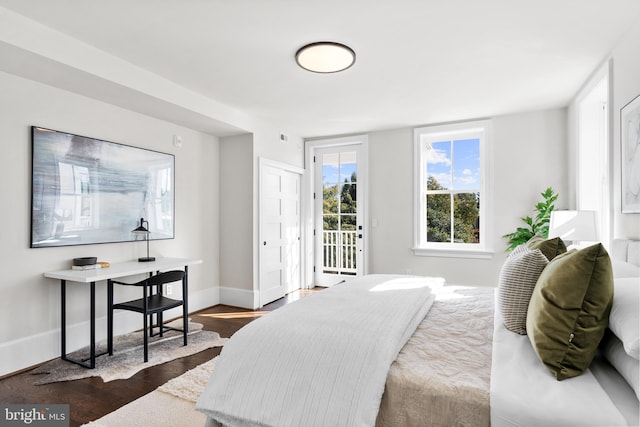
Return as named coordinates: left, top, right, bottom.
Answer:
left=44, top=257, right=202, bottom=368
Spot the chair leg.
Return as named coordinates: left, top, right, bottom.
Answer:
left=156, top=283, right=162, bottom=337
left=182, top=274, right=189, bottom=346
left=183, top=276, right=188, bottom=346
left=143, top=311, right=148, bottom=363
left=148, top=314, right=154, bottom=337
left=158, top=312, right=164, bottom=337
left=182, top=309, right=188, bottom=347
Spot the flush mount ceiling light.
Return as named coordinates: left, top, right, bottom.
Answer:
left=295, top=42, right=356, bottom=73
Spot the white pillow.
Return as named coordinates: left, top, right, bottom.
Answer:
left=601, top=331, right=640, bottom=400
left=611, top=259, right=640, bottom=278
left=497, top=245, right=548, bottom=335
left=609, top=277, right=640, bottom=359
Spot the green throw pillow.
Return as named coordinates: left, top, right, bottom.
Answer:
left=526, top=235, right=567, bottom=261
left=526, top=243, right=613, bottom=380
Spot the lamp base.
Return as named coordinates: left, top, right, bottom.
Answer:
left=138, top=256, right=156, bottom=262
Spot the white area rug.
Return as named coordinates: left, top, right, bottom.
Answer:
left=31, top=321, right=227, bottom=384
left=82, top=357, right=217, bottom=426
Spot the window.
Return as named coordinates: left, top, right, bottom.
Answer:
left=575, top=64, right=610, bottom=247
left=413, top=120, right=491, bottom=258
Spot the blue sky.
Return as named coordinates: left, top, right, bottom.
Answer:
left=322, top=152, right=357, bottom=185
left=426, top=138, right=480, bottom=190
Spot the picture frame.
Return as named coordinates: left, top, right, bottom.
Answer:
left=621, top=95, right=640, bottom=213
left=31, top=126, right=175, bottom=248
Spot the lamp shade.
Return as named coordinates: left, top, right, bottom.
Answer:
left=548, top=210, right=598, bottom=242
left=132, top=218, right=150, bottom=234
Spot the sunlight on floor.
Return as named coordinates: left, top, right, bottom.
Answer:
left=202, top=311, right=270, bottom=319
left=284, top=288, right=317, bottom=302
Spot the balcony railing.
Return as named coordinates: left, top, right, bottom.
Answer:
left=323, top=230, right=357, bottom=274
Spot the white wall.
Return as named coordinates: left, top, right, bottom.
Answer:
left=368, top=109, right=567, bottom=286
left=0, top=71, right=220, bottom=376
left=219, top=134, right=254, bottom=305
left=217, top=126, right=304, bottom=309
left=612, top=18, right=640, bottom=239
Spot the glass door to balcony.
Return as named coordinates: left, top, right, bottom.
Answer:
left=314, top=145, right=364, bottom=286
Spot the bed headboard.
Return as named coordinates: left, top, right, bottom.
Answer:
left=612, top=239, right=640, bottom=267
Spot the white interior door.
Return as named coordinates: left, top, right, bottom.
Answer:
left=314, top=145, right=365, bottom=286
left=260, top=161, right=302, bottom=306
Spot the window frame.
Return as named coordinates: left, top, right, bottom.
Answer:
left=413, top=120, right=493, bottom=259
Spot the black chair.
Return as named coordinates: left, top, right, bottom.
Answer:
left=107, top=270, right=188, bottom=362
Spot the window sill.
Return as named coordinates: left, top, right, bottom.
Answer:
left=412, top=247, right=494, bottom=259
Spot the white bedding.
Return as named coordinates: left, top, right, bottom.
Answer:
left=490, top=294, right=630, bottom=427
left=196, top=274, right=439, bottom=427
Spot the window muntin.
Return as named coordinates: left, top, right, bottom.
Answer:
left=414, top=121, right=491, bottom=257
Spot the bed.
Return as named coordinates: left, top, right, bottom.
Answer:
left=196, top=238, right=640, bottom=426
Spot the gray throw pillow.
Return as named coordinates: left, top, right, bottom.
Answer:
left=498, top=245, right=548, bottom=334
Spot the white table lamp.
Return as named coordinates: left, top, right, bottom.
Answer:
left=548, top=210, right=598, bottom=248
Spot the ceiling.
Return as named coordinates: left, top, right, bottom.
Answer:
left=1, top=1, right=640, bottom=139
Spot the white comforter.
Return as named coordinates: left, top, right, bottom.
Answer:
left=196, top=274, right=439, bottom=427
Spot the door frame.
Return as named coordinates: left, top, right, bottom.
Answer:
left=303, top=135, right=369, bottom=288
left=258, top=157, right=304, bottom=307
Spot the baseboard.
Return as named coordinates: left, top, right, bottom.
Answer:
left=188, top=285, right=221, bottom=313
left=219, top=286, right=259, bottom=309
left=0, top=286, right=220, bottom=378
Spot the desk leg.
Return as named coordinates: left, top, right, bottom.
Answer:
left=107, top=280, right=113, bottom=355
left=89, top=281, right=96, bottom=368
left=60, top=279, right=66, bottom=359
left=183, top=266, right=189, bottom=345
left=61, top=280, right=103, bottom=369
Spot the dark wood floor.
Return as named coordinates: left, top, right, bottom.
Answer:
left=0, top=289, right=317, bottom=427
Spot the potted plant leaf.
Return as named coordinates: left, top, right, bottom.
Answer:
left=503, top=187, right=558, bottom=251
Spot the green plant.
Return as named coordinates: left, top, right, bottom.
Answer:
left=503, top=187, right=558, bottom=251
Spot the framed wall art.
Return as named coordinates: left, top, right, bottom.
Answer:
left=31, top=126, right=175, bottom=248
left=621, top=95, right=640, bottom=213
